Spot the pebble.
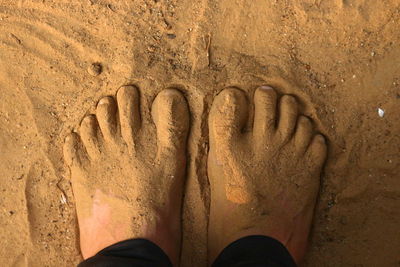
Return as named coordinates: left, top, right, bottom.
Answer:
left=60, top=193, right=67, bottom=204
left=378, top=108, right=385, bottom=117
left=167, top=33, right=176, bottom=39
left=88, top=62, right=102, bottom=76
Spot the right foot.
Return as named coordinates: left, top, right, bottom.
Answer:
left=207, top=86, right=327, bottom=264
left=63, top=86, right=189, bottom=264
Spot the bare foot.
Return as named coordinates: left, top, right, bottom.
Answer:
left=207, top=86, right=327, bottom=264
left=63, top=86, right=189, bottom=264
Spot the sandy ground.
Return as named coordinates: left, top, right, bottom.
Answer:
left=0, top=0, right=399, bottom=266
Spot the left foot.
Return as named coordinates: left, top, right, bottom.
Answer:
left=63, top=86, right=190, bottom=264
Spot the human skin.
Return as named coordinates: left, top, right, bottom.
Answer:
left=63, top=86, right=190, bottom=265
left=207, top=86, right=327, bottom=264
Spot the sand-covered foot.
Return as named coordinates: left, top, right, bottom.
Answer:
left=63, top=86, right=189, bottom=264
left=208, top=86, right=327, bottom=264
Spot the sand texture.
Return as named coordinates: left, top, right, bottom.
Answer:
left=0, top=0, right=399, bottom=266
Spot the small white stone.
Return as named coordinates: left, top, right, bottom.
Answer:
left=60, top=193, right=67, bottom=204
left=378, top=108, right=385, bottom=117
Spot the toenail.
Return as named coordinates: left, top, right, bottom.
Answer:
left=283, top=95, right=296, bottom=103
left=98, top=98, right=110, bottom=105
left=260, top=85, right=274, bottom=90
left=82, top=116, right=91, bottom=123
left=223, top=90, right=237, bottom=99
left=163, top=89, right=178, bottom=95
left=299, top=116, right=310, bottom=123
left=117, top=86, right=128, bottom=94
left=316, top=135, right=325, bottom=143
left=121, top=85, right=134, bottom=90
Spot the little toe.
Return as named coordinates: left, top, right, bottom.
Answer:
left=294, top=116, right=313, bottom=155
left=277, top=95, right=298, bottom=142
left=209, top=88, right=248, bottom=147
left=117, top=85, right=141, bottom=148
left=253, top=86, right=277, bottom=142
left=306, top=134, right=328, bottom=170
left=79, top=115, right=101, bottom=159
left=151, top=89, right=189, bottom=158
left=96, top=96, right=118, bottom=143
left=63, top=132, right=87, bottom=168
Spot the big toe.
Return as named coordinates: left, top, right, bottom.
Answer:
left=209, top=88, right=248, bottom=147
left=152, top=89, right=190, bottom=158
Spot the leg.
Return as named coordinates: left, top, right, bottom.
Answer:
left=63, top=86, right=190, bottom=266
left=208, top=86, right=327, bottom=265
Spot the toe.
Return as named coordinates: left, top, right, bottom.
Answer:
left=63, top=132, right=87, bottom=168
left=209, top=88, right=248, bottom=147
left=117, top=85, right=141, bottom=148
left=80, top=115, right=101, bottom=159
left=277, top=95, right=298, bottom=142
left=253, top=86, right=277, bottom=143
left=151, top=89, right=189, bottom=158
left=294, top=116, right=313, bottom=155
left=96, top=96, right=118, bottom=143
left=306, top=134, right=328, bottom=170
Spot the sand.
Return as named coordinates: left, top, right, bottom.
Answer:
left=0, top=0, right=399, bottom=266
